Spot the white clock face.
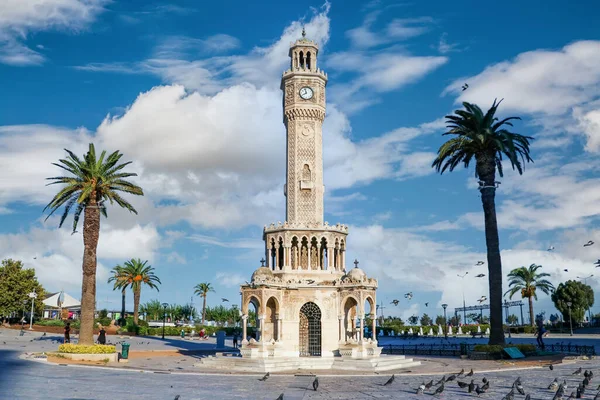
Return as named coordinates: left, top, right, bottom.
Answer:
left=299, top=86, right=313, bottom=100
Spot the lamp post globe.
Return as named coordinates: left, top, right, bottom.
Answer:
left=161, top=303, right=169, bottom=340
left=442, top=304, right=448, bottom=339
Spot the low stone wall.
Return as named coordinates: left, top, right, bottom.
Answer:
left=58, top=352, right=118, bottom=363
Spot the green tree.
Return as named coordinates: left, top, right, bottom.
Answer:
left=44, top=143, right=143, bottom=345
left=435, top=315, right=445, bottom=326
left=420, top=314, right=432, bottom=326
left=551, top=280, right=594, bottom=324
left=449, top=315, right=461, bottom=326
left=194, top=282, right=215, bottom=325
left=408, top=315, right=419, bottom=325
left=432, top=100, right=533, bottom=345
left=0, top=259, right=45, bottom=322
left=140, top=299, right=162, bottom=321
left=507, top=314, right=519, bottom=325
left=505, top=263, right=554, bottom=326
left=114, top=259, right=161, bottom=324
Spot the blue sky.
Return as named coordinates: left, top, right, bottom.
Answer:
left=2, top=0, right=600, bottom=323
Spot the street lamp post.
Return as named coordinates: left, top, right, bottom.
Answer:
left=161, top=302, right=169, bottom=340
left=567, top=301, right=573, bottom=336
left=442, top=304, right=448, bottom=339
left=504, top=300, right=511, bottom=338
left=577, top=275, right=594, bottom=325
left=457, top=272, right=468, bottom=324
left=28, top=292, right=37, bottom=330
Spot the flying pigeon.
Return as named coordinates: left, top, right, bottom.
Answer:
left=33, top=257, right=37, bottom=259
left=462, top=83, right=469, bottom=91
left=584, top=241, right=594, bottom=247
left=477, top=297, right=487, bottom=304
left=476, top=261, right=485, bottom=266
left=383, top=374, right=395, bottom=386
left=306, top=279, right=315, bottom=284
left=404, top=292, right=413, bottom=300
left=594, top=260, right=600, bottom=265
left=425, top=302, right=429, bottom=307
left=548, top=246, right=555, bottom=251
left=391, top=299, right=399, bottom=306
left=259, top=372, right=270, bottom=381
left=564, top=269, right=569, bottom=272
left=221, top=298, right=229, bottom=302
left=475, top=274, right=485, bottom=278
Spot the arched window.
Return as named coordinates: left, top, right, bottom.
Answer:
left=299, top=51, right=305, bottom=69
left=306, top=51, right=312, bottom=70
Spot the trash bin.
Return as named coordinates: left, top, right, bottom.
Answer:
left=180, top=329, right=185, bottom=338
left=121, top=342, right=130, bottom=359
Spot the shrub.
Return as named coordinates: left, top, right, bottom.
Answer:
left=36, top=319, right=65, bottom=327
left=95, top=317, right=112, bottom=327
left=473, top=344, right=537, bottom=356
left=58, top=344, right=116, bottom=354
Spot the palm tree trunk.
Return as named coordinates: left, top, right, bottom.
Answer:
left=528, top=296, right=534, bottom=326
left=202, top=294, right=207, bottom=325
left=133, top=287, right=141, bottom=325
left=121, top=288, right=126, bottom=323
left=478, top=157, right=505, bottom=346
left=79, top=197, right=101, bottom=345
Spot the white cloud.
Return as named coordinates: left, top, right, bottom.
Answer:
left=346, top=11, right=433, bottom=49
left=436, top=33, right=461, bottom=54
left=215, top=272, right=245, bottom=288
left=0, top=0, right=106, bottom=66
left=153, top=34, right=241, bottom=59
left=188, top=234, right=262, bottom=249
left=0, top=223, right=161, bottom=293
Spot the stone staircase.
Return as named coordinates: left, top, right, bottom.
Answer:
left=196, top=354, right=420, bottom=373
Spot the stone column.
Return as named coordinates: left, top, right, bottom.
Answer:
left=316, top=243, right=321, bottom=270
left=328, top=246, right=334, bottom=270
left=338, top=316, right=344, bottom=342
left=371, top=313, right=377, bottom=344
left=341, top=249, right=346, bottom=271
left=257, top=315, right=264, bottom=342
left=242, top=315, right=248, bottom=345
left=276, top=316, right=282, bottom=341
left=307, top=244, right=311, bottom=270
left=275, top=246, right=279, bottom=270
left=359, top=316, right=364, bottom=343
left=267, top=247, right=272, bottom=269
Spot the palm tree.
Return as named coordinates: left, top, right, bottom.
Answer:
left=432, top=100, right=533, bottom=345
left=108, top=265, right=127, bottom=326
left=44, top=143, right=143, bottom=345
left=117, top=259, right=161, bottom=324
left=505, top=264, right=554, bottom=326
left=194, top=282, right=215, bottom=325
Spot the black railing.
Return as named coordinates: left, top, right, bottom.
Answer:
left=381, top=344, right=474, bottom=357
left=381, top=343, right=596, bottom=357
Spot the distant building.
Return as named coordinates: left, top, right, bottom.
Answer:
left=42, top=291, right=81, bottom=319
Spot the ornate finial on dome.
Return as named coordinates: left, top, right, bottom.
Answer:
left=354, top=259, right=359, bottom=268
left=302, top=26, right=306, bottom=38
left=260, top=258, right=266, bottom=267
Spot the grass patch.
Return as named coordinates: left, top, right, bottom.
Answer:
left=58, top=344, right=116, bottom=354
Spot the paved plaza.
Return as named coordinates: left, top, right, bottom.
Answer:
left=2, top=328, right=600, bottom=399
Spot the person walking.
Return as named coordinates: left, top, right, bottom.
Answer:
left=232, top=333, right=238, bottom=348
left=536, top=317, right=546, bottom=350
left=64, top=322, right=71, bottom=344
left=98, top=326, right=106, bottom=345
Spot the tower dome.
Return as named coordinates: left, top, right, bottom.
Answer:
left=347, top=266, right=366, bottom=281
left=251, top=266, right=274, bottom=282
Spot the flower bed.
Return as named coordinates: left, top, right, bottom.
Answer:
left=57, top=344, right=118, bottom=362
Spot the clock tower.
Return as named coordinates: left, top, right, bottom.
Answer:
left=281, top=28, right=327, bottom=224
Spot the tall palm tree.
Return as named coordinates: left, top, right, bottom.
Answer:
left=117, top=259, right=161, bottom=324
left=432, top=100, right=534, bottom=345
left=108, top=265, right=127, bottom=326
left=44, top=143, right=143, bottom=345
left=194, top=282, right=215, bottom=325
left=505, top=264, right=554, bottom=326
